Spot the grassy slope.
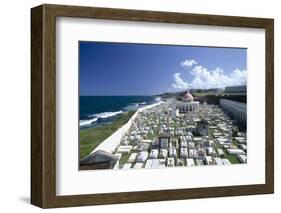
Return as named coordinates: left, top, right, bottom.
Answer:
left=79, top=110, right=136, bottom=159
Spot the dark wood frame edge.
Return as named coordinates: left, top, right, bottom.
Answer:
left=31, top=4, right=274, bottom=208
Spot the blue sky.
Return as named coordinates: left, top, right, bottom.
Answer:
left=79, top=41, right=247, bottom=96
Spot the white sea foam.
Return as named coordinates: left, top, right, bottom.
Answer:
left=124, top=102, right=147, bottom=111
left=137, top=102, right=147, bottom=105
left=89, top=111, right=123, bottom=119
left=154, top=96, right=162, bottom=102
left=79, top=118, right=98, bottom=126
left=80, top=111, right=123, bottom=127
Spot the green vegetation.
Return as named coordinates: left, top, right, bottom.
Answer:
left=79, top=110, right=136, bottom=159
left=208, top=128, right=213, bottom=139
left=223, top=150, right=240, bottom=164
left=222, top=92, right=247, bottom=96
left=146, top=132, right=156, bottom=140
left=119, top=153, right=131, bottom=167
left=232, top=138, right=240, bottom=147
left=209, top=127, right=240, bottom=164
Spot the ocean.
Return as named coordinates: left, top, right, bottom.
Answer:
left=79, top=96, right=160, bottom=128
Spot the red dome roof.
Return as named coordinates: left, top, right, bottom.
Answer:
left=183, top=90, right=194, bottom=102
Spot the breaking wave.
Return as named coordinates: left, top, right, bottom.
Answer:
left=79, top=111, right=123, bottom=127
left=124, top=102, right=147, bottom=111
left=79, top=99, right=156, bottom=127
left=79, top=118, right=99, bottom=127
left=154, top=96, right=162, bottom=102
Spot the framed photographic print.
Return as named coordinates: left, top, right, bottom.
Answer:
left=31, top=4, right=274, bottom=208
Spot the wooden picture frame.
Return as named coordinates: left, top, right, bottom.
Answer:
left=31, top=4, right=274, bottom=208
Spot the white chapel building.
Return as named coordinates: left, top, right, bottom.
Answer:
left=176, top=90, right=199, bottom=113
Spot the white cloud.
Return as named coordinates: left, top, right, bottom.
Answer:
left=172, top=65, right=247, bottom=90
left=180, top=59, right=197, bottom=68
left=172, top=73, right=189, bottom=90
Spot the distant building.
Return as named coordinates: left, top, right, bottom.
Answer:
left=176, top=90, right=199, bottom=113
left=220, top=99, right=247, bottom=125
left=224, top=85, right=247, bottom=93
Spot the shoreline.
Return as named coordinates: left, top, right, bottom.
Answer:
left=79, top=96, right=159, bottom=128
left=79, top=110, right=136, bottom=159
left=80, top=101, right=163, bottom=159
